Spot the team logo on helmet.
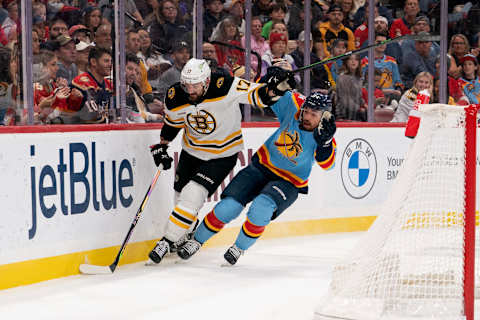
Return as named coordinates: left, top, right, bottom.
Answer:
left=168, top=87, right=175, bottom=99
left=186, top=110, right=216, bottom=134
left=274, top=130, right=303, bottom=163
left=216, top=77, right=224, bottom=88
left=341, top=138, right=377, bottom=199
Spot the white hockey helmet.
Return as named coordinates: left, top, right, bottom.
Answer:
left=180, top=58, right=212, bottom=93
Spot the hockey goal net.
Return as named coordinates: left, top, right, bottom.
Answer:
left=315, top=104, right=478, bottom=320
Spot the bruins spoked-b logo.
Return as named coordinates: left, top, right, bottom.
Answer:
left=341, top=138, right=377, bottom=199
left=186, top=110, right=216, bottom=134
left=274, top=130, right=303, bottom=164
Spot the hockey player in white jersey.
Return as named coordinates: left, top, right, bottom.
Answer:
left=148, top=58, right=295, bottom=264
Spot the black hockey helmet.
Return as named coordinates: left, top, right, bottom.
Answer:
left=300, top=92, right=332, bottom=122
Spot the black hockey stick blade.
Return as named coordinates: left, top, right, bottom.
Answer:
left=79, top=167, right=163, bottom=275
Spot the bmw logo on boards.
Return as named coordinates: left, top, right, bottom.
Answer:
left=341, top=138, right=377, bottom=199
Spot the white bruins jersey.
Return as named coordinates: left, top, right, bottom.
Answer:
left=163, top=73, right=266, bottom=161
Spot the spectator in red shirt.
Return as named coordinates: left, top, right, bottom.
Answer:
left=210, top=17, right=245, bottom=72
left=33, top=51, right=71, bottom=124
left=389, top=0, right=420, bottom=39
left=354, top=8, right=380, bottom=48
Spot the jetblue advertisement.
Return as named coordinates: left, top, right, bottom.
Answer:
left=0, top=126, right=478, bottom=265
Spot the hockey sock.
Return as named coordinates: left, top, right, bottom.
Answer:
left=234, top=194, right=276, bottom=250
left=234, top=218, right=266, bottom=250
left=194, top=197, right=244, bottom=244
left=165, top=205, right=198, bottom=242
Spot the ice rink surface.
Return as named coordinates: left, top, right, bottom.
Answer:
left=0, top=233, right=361, bottom=320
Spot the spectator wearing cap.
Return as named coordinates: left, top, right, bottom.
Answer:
left=204, top=0, right=226, bottom=41
left=157, top=41, right=190, bottom=95
left=55, top=34, right=79, bottom=84
left=291, top=30, right=333, bottom=93
left=227, top=0, right=246, bottom=35
left=94, top=24, right=112, bottom=50
left=75, top=41, right=95, bottom=75
left=210, top=17, right=245, bottom=72
left=358, top=15, right=403, bottom=66
left=401, top=15, right=439, bottom=61
left=389, top=0, right=420, bottom=39
left=69, top=25, right=91, bottom=44
left=261, top=3, right=287, bottom=40
left=361, top=32, right=404, bottom=103
left=458, top=54, right=480, bottom=104
left=65, top=47, right=114, bottom=124
left=261, top=32, right=300, bottom=83
left=241, top=16, right=270, bottom=73
left=49, top=18, right=69, bottom=40
left=150, top=0, right=190, bottom=52
left=317, top=4, right=355, bottom=59
left=83, top=6, right=102, bottom=35
left=126, top=29, right=153, bottom=100
left=401, top=31, right=436, bottom=89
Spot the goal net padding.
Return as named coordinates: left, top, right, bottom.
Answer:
left=315, top=104, right=478, bottom=320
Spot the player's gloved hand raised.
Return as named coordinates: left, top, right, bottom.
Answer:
left=313, top=112, right=336, bottom=147
left=261, top=66, right=296, bottom=99
left=150, top=144, right=173, bottom=170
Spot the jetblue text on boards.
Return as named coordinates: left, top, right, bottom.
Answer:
left=29, top=142, right=134, bottom=239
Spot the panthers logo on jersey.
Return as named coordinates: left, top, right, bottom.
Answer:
left=274, top=130, right=303, bottom=163
left=186, top=110, right=217, bottom=134
left=379, top=68, right=393, bottom=89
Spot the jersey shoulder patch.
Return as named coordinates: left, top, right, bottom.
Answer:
left=203, top=73, right=235, bottom=100
left=164, top=83, right=190, bottom=111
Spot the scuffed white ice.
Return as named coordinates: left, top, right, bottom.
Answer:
left=0, top=233, right=360, bottom=320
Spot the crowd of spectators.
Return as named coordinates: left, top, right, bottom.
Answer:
left=1, top=0, right=480, bottom=125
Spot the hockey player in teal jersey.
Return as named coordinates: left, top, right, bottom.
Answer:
left=177, top=90, right=337, bottom=265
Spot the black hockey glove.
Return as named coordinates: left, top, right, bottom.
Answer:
left=150, top=144, right=173, bottom=170
left=261, top=66, right=296, bottom=99
left=313, top=112, right=336, bottom=147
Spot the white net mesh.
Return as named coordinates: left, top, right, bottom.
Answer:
left=316, top=104, right=475, bottom=320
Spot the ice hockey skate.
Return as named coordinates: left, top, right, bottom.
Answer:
left=148, top=239, right=170, bottom=264
left=177, top=239, right=202, bottom=260
left=224, top=245, right=244, bottom=265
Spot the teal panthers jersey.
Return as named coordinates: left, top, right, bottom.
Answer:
left=254, top=91, right=336, bottom=188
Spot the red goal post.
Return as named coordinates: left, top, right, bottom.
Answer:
left=315, top=104, right=478, bottom=320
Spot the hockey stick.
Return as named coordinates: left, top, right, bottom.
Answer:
left=79, top=167, right=163, bottom=275
left=210, top=40, right=262, bottom=81
left=292, top=33, right=441, bottom=73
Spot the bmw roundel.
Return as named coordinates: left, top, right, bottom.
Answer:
left=341, top=138, right=377, bottom=199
